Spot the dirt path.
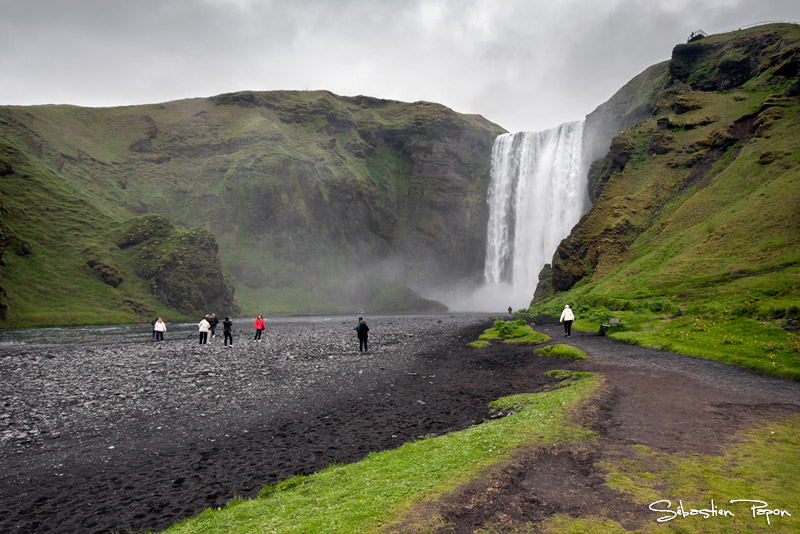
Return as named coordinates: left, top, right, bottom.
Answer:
left=1, top=316, right=799, bottom=534
left=386, top=322, right=800, bottom=533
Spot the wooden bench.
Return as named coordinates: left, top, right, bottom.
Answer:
left=599, top=317, right=621, bottom=335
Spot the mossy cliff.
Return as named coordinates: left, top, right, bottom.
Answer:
left=0, top=91, right=503, bottom=325
left=533, top=23, right=800, bottom=325
left=116, top=215, right=238, bottom=317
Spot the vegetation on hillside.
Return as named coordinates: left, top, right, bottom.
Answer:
left=530, top=23, right=800, bottom=378
left=0, top=92, right=504, bottom=325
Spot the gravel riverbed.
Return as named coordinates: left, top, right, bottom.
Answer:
left=0, top=313, right=566, bottom=534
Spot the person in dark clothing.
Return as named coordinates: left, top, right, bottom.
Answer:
left=355, top=319, right=369, bottom=352
left=223, top=316, right=234, bottom=347
left=208, top=314, right=219, bottom=339
left=151, top=317, right=158, bottom=340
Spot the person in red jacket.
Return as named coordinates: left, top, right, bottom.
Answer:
left=253, top=313, right=266, bottom=342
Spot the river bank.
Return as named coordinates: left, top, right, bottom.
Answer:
left=1, top=313, right=568, bottom=533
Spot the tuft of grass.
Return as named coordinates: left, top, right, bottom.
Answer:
left=539, top=515, right=628, bottom=533
left=479, top=319, right=551, bottom=345
left=535, top=344, right=589, bottom=360
left=159, top=372, right=599, bottom=534
left=468, top=340, right=490, bottom=349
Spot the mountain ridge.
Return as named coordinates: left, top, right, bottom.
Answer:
left=0, top=91, right=504, bottom=325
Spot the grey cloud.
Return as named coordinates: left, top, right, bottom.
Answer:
left=1, top=0, right=799, bottom=132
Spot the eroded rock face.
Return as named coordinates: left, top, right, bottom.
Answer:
left=587, top=136, right=634, bottom=202
left=119, top=215, right=239, bottom=316
left=551, top=239, right=588, bottom=292
left=149, top=229, right=238, bottom=316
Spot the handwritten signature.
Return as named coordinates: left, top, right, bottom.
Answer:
left=649, top=499, right=792, bottom=525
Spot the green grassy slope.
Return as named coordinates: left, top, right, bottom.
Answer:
left=0, top=91, right=504, bottom=325
left=530, top=24, right=800, bottom=378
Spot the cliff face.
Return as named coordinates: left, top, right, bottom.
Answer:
left=0, top=91, right=503, bottom=324
left=534, top=23, right=800, bottom=317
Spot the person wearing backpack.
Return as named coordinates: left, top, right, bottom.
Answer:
left=355, top=318, right=369, bottom=352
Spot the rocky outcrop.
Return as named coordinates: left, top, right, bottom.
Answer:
left=120, top=215, right=239, bottom=316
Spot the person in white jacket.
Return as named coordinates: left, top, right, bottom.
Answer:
left=198, top=315, right=211, bottom=344
left=560, top=304, right=575, bottom=338
left=154, top=317, right=167, bottom=342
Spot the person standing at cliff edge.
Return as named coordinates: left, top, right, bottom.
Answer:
left=560, top=304, right=575, bottom=338
left=253, top=313, right=266, bottom=342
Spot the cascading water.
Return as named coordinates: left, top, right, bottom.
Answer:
left=481, top=121, right=588, bottom=310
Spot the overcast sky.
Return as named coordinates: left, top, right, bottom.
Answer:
left=1, top=0, right=799, bottom=133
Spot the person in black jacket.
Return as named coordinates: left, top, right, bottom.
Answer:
left=355, top=318, right=369, bottom=352
left=208, top=314, right=219, bottom=339
left=223, top=316, right=234, bottom=347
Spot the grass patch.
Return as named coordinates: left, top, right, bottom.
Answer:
left=601, top=415, right=800, bottom=532
left=158, top=372, right=599, bottom=534
left=527, top=305, right=800, bottom=380
left=468, top=340, right=490, bottom=349
left=535, top=344, right=589, bottom=361
left=479, top=319, right=551, bottom=345
left=611, top=312, right=800, bottom=380
left=540, top=515, right=628, bottom=533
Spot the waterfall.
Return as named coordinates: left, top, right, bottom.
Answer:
left=482, top=121, right=588, bottom=310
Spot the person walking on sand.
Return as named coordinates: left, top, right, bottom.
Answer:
left=223, top=316, right=234, bottom=347
left=208, top=313, right=219, bottom=339
left=560, top=304, right=575, bottom=338
left=151, top=317, right=158, bottom=340
left=253, top=313, right=265, bottom=342
left=198, top=315, right=211, bottom=344
left=355, top=318, right=369, bottom=352
left=154, top=317, right=167, bottom=342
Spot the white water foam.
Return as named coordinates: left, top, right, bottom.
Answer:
left=452, top=122, right=589, bottom=312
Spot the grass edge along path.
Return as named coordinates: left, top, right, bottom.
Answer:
left=567, top=311, right=800, bottom=380
left=157, top=371, right=599, bottom=534
left=541, top=415, right=800, bottom=533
